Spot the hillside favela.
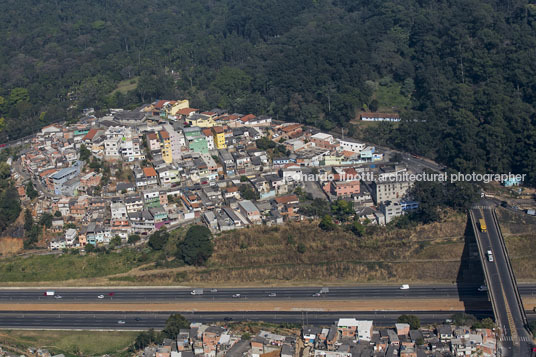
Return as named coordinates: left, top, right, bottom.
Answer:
left=0, top=0, right=535, bottom=356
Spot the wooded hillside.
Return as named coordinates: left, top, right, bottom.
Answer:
left=1, top=0, right=535, bottom=183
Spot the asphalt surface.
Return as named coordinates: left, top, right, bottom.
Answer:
left=0, top=310, right=504, bottom=330
left=0, top=285, right=518, bottom=302
left=472, top=205, right=534, bottom=356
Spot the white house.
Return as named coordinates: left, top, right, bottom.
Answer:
left=110, top=202, right=128, bottom=220
left=338, top=139, right=366, bottom=153
left=64, top=228, right=78, bottom=246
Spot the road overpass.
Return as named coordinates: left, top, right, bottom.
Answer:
left=470, top=205, right=534, bottom=356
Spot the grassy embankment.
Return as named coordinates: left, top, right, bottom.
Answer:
left=109, top=77, right=139, bottom=96
left=0, top=211, right=473, bottom=286
left=109, top=211, right=470, bottom=286
left=0, top=330, right=137, bottom=356
left=496, top=207, right=536, bottom=282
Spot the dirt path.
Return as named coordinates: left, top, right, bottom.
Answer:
left=0, top=298, right=486, bottom=312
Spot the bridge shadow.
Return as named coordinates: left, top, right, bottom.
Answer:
left=455, top=212, right=493, bottom=319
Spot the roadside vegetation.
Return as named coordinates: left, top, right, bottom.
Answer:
left=496, top=207, right=536, bottom=281
left=0, top=330, right=137, bottom=356
left=106, top=211, right=469, bottom=286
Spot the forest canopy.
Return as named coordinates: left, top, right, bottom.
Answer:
left=0, top=0, right=535, bottom=183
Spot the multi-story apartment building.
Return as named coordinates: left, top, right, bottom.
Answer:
left=159, top=130, right=172, bottom=164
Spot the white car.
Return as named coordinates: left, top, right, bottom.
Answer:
left=400, top=284, right=410, bottom=290
left=232, top=294, right=241, bottom=298
left=97, top=295, right=105, bottom=299
left=210, top=289, right=218, bottom=293
left=54, top=295, right=62, bottom=299
left=117, top=320, right=126, bottom=324
left=477, top=285, right=488, bottom=292
left=312, top=292, right=321, bottom=297
left=268, top=292, right=277, bottom=297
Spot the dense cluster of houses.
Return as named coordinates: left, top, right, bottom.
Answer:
left=10, top=99, right=421, bottom=250
left=135, top=318, right=497, bottom=357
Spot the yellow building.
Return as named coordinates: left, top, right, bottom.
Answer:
left=167, top=100, right=190, bottom=118
left=159, top=130, right=172, bottom=164
left=212, top=126, right=226, bottom=149
left=187, top=114, right=216, bottom=128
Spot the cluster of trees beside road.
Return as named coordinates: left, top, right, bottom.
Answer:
left=0, top=0, right=535, bottom=183
left=145, top=225, right=214, bottom=267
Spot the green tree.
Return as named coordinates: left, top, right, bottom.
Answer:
left=39, top=213, right=53, bottom=228
left=79, top=144, right=91, bottom=162
left=351, top=220, right=365, bottom=237
left=134, top=329, right=157, bottom=350
left=128, top=234, right=141, bottom=244
left=241, top=332, right=251, bottom=340
left=297, top=242, right=306, bottom=254
left=54, top=210, right=62, bottom=217
left=239, top=184, right=259, bottom=200
left=109, top=235, right=122, bottom=248
left=529, top=321, right=536, bottom=335
left=331, top=199, right=354, bottom=222
left=161, top=314, right=190, bottom=339
left=397, top=314, right=420, bottom=329
left=148, top=230, right=169, bottom=251
left=319, top=215, right=336, bottom=231
left=85, top=244, right=96, bottom=253
left=24, top=209, right=33, bottom=232
left=25, top=181, right=38, bottom=200
left=179, top=225, right=214, bottom=266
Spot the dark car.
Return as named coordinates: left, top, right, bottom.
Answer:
left=224, top=317, right=233, bottom=322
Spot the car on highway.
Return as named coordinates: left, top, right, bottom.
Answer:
left=477, top=285, right=488, bottom=292
left=224, top=317, right=233, bottom=322
left=135, top=317, right=142, bottom=321
left=268, top=292, right=277, bottom=297
left=210, top=289, right=218, bottom=293
left=97, top=295, right=104, bottom=299
left=312, top=292, right=321, bottom=297
left=400, top=284, right=410, bottom=290
left=118, top=320, right=126, bottom=324
left=232, top=294, right=241, bottom=298
left=487, top=250, right=494, bottom=262
left=54, top=295, right=62, bottom=299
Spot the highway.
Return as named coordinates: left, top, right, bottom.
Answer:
left=0, top=284, right=523, bottom=302
left=472, top=206, right=534, bottom=356
left=0, top=310, right=505, bottom=331
left=2, top=284, right=536, bottom=302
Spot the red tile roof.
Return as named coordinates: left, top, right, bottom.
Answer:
left=143, top=167, right=157, bottom=177
left=82, top=128, right=99, bottom=141
left=280, top=123, right=302, bottom=133
left=212, top=126, right=224, bottom=134
left=147, top=133, right=157, bottom=141
left=274, top=194, right=299, bottom=205
left=202, top=128, right=213, bottom=137
left=240, top=114, right=256, bottom=123
left=177, top=108, right=198, bottom=116
left=154, top=100, right=175, bottom=109
left=159, top=130, right=169, bottom=139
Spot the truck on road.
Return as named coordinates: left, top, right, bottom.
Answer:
left=190, top=288, right=204, bottom=295
left=479, top=219, right=487, bottom=232
left=44, top=291, right=55, bottom=296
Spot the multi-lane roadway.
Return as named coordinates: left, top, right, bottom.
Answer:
left=472, top=206, right=534, bottom=356
left=0, top=310, right=508, bottom=331
left=0, top=284, right=529, bottom=302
